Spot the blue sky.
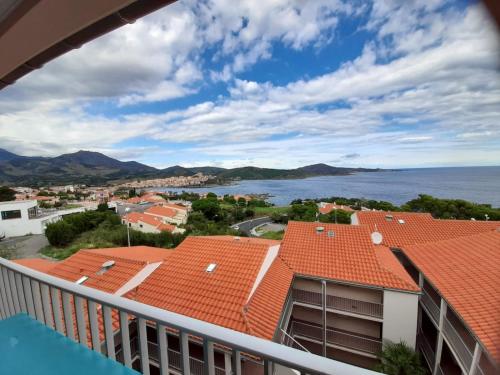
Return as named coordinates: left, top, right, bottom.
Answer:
left=0, top=0, right=499, bottom=169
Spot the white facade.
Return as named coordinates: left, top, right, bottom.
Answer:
left=122, top=217, right=185, bottom=235
left=382, top=289, right=419, bottom=348
left=0, top=200, right=87, bottom=238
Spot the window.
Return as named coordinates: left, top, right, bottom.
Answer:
left=28, top=207, right=37, bottom=219
left=1, top=210, right=21, bottom=220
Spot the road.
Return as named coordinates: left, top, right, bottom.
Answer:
left=0, top=234, right=49, bottom=259
left=231, top=216, right=272, bottom=236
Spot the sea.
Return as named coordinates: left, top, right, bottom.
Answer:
left=154, top=166, right=500, bottom=207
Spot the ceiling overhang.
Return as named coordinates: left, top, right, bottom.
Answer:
left=0, top=0, right=176, bottom=90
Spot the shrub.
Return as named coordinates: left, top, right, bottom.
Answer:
left=45, top=221, right=77, bottom=247
left=375, top=341, right=425, bottom=375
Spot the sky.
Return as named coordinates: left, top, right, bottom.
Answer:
left=0, top=0, right=499, bottom=169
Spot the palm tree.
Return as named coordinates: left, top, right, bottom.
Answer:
left=375, top=341, right=426, bottom=375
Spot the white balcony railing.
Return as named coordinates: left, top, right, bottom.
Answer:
left=420, top=291, right=440, bottom=324
left=290, top=321, right=382, bottom=355
left=442, top=317, right=473, bottom=371
left=0, top=258, right=381, bottom=375
left=417, top=331, right=435, bottom=369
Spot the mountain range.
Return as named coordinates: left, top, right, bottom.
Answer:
left=0, top=149, right=382, bottom=186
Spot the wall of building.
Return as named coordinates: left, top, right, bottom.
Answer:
left=382, top=290, right=419, bottom=348
left=0, top=201, right=41, bottom=237
left=350, top=213, right=359, bottom=225
left=293, top=278, right=321, bottom=293
left=1, top=202, right=86, bottom=237
left=326, top=283, right=383, bottom=304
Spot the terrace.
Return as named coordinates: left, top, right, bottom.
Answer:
left=0, top=257, right=380, bottom=375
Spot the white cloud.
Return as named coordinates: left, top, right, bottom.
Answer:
left=0, top=1, right=498, bottom=169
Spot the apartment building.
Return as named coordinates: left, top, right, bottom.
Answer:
left=354, top=211, right=500, bottom=375
left=404, top=231, right=499, bottom=375
left=277, top=222, right=419, bottom=369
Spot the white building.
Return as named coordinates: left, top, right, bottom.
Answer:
left=0, top=200, right=86, bottom=238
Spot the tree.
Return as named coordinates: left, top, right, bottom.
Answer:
left=206, top=192, right=218, bottom=200
left=192, top=198, right=221, bottom=220
left=223, top=195, right=236, bottom=204
left=0, top=186, right=16, bottom=202
left=375, top=341, right=425, bottom=375
left=319, top=209, right=351, bottom=224
left=97, top=203, right=109, bottom=212
left=237, top=197, right=247, bottom=207
left=128, top=188, right=137, bottom=198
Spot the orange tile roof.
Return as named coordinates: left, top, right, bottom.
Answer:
left=402, top=231, right=500, bottom=363
left=375, top=246, right=417, bottom=287
left=126, top=196, right=144, bottom=204
left=145, top=205, right=177, bottom=218
left=280, top=221, right=419, bottom=292
left=86, top=246, right=171, bottom=263
left=163, top=202, right=188, bottom=211
left=245, top=257, right=294, bottom=339
left=195, top=235, right=280, bottom=246
left=124, top=212, right=176, bottom=232
left=12, top=258, right=58, bottom=273
left=47, top=248, right=158, bottom=294
left=319, top=203, right=354, bottom=214
left=355, top=211, right=500, bottom=247
left=131, top=237, right=274, bottom=334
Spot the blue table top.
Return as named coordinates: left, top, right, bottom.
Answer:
left=0, top=313, right=140, bottom=375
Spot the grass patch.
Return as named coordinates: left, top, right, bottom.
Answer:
left=259, top=230, right=284, bottom=240
left=253, top=206, right=290, bottom=217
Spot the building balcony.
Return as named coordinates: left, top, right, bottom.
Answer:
left=417, top=330, right=435, bottom=370
left=0, top=257, right=381, bottom=375
left=292, top=288, right=383, bottom=319
left=420, top=289, right=440, bottom=325
left=288, top=321, right=382, bottom=356
left=442, top=317, right=473, bottom=372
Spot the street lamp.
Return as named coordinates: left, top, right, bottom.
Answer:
left=125, top=207, right=131, bottom=247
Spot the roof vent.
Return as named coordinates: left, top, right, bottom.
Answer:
left=233, top=236, right=240, bottom=241
left=385, top=214, right=393, bottom=221
left=76, top=276, right=88, bottom=285
left=206, top=263, right=217, bottom=273
left=316, top=226, right=324, bottom=234
left=327, top=230, right=335, bottom=238
left=371, top=231, right=383, bottom=245
left=398, top=219, right=405, bottom=224
left=97, top=260, right=115, bottom=275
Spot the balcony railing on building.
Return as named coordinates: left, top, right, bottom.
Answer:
left=0, top=258, right=381, bottom=375
left=288, top=321, right=382, bottom=355
left=417, top=331, right=435, bottom=370
left=442, top=317, right=473, bottom=372
left=420, top=289, right=440, bottom=325
left=292, top=289, right=383, bottom=319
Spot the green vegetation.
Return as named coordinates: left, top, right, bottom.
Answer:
left=306, top=194, right=499, bottom=221
left=0, top=186, right=16, bottom=201
left=402, top=194, right=500, bottom=220
left=184, top=194, right=252, bottom=236
left=259, top=230, right=284, bottom=240
left=42, top=211, right=184, bottom=259
left=318, top=209, right=351, bottom=224
left=375, top=341, right=425, bottom=375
